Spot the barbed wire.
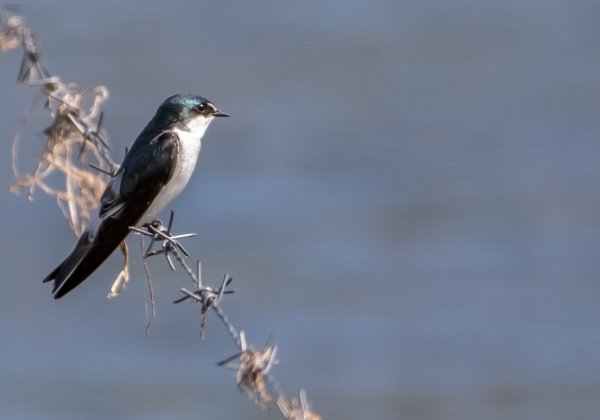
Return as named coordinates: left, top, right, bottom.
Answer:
left=1, top=7, right=320, bottom=419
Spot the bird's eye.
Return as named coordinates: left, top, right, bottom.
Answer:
left=195, top=103, right=207, bottom=113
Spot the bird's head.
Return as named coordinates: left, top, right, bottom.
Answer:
left=155, top=94, right=229, bottom=132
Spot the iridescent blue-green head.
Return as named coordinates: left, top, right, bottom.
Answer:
left=151, top=94, right=229, bottom=131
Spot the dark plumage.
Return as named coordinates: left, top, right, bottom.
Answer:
left=43, top=94, right=228, bottom=298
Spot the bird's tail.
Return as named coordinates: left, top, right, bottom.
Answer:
left=43, top=214, right=133, bottom=299
left=42, top=264, right=62, bottom=290
left=42, top=230, right=94, bottom=299
left=43, top=264, right=61, bottom=284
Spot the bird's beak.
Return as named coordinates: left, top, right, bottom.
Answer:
left=212, top=109, right=230, bottom=117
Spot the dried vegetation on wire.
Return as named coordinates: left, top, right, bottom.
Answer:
left=1, top=7, right=319, bottom=419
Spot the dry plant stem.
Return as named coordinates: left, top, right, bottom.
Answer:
left=277, top=390, right=321, bottom=420
left=107, top=242, right=130, bottom=298
left=140, top=235, right=156, bottom=337
left=3, top=8, right=129, bottom=292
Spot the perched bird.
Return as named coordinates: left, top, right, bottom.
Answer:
left=43, top=94, right=229, bottom=298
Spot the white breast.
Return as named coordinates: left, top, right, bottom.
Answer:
left=141, top=116, right=213, bottom=223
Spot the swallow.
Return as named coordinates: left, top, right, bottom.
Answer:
left=43, top=94, right=229, bottom=298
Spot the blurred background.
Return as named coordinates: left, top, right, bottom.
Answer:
left=1, top=1, right=600, bottom=419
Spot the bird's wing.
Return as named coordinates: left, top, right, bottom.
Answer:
left=44, top=131, right=179, bottom=298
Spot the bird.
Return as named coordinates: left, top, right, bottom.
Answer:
left=43, top=94, right=229, bottom=299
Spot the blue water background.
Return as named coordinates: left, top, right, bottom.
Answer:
left=1, top=1, right=600, bottom=419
